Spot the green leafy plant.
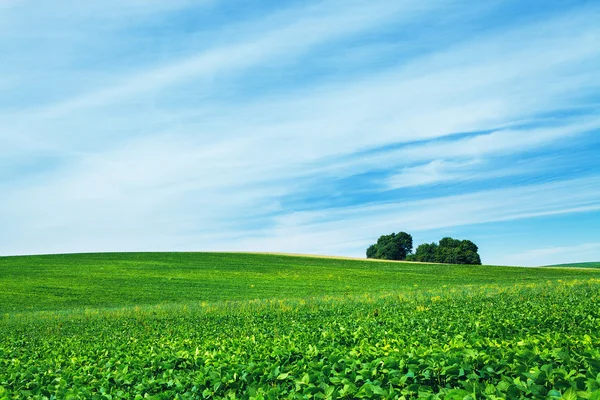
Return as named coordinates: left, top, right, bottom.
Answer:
left=1, top=253, right=600, bottom=398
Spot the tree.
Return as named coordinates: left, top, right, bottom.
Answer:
left=413, top=242, right=438, bottom=263
left=413, top=237, right=481, bottom=265
left=366, top=232, right=413, bottom=261
left=366, top=244, right=377, bottom=259
left=367, top=233, right=481, bottom=265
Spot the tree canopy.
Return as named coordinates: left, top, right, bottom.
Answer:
left=366, top=232, right=413, bottom=261
left=367, top=233, right=482, bottom=265
left=409, top=237, right=481, bottom=265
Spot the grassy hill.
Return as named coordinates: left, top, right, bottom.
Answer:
left=1, top=252, right=600, bottom=398
left=2, top=252, right=599, bottom=313
left=542, top=261, right=600, bottom=269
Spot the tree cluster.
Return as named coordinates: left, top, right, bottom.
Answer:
left=366, top=232, right=413, bottom=261
left=407, top=237, right=481, bottom=265
left=366, top=232, right=481, bottom=265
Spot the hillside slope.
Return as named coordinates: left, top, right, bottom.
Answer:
left=2, top=252, right=600, bottom=398
left=542, top=261, right=600, bottom=269
left=2, top=252, right=600, bottom=313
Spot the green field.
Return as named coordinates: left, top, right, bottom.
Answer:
left=2, top=252, right=598, bottom=314
left=542, top=262, right=600, bottom=269
left=1, top=253, right=600, bottom=399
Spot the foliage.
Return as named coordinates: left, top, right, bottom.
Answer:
left=413, top=237, right=482, bottom=265
left=543, top=262, right=600, bottom=269
left=4, top=252, right=591, bottom=313
left=366, top=232, right=413, bottom=261
left=1, top=253, right=600, bottom=398
left=407, top=243, right=438, bottom=263
left=1, top=280, right=600, bottom=399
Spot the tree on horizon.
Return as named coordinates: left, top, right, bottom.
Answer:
left=410, top=237, right=481, bottom=265
left=366, top=232, right=413, bottom=261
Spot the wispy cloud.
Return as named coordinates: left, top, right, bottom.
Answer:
left=8, top=0, right=441, bottom=117
left=386, top=159, right=482, bottom=189
left=229, top=175, right=600, bottom=254
left=500, top=243, right=600, bottom=267
left=1, top=0, right=599, bottom=264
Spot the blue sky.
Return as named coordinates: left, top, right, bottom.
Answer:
left=1, top=0, right=599, bottom=266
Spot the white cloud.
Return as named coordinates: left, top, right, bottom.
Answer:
left=14, top=0, right=440, bottom=119
left=387, top=159, right=481, bottom=188
left=381, top=118, right=600, bottom=189
left=309, top=118, right=600, bottom=182
left=227, top=175, right=600, bottom=256
left=499, top=243, right=600, bottom=267
left=1, top=1, right=600, bottom=260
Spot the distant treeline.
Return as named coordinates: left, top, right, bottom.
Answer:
left=366, top=232, right=481, bottom=265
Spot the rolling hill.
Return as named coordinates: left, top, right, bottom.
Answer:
left=542, top=261, right=600, bottom=269
left=1, top=252, right=600, bottom=398
left=1, top=252, right=599, bottom=313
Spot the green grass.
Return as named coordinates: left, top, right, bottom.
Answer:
left=542, top=261, right=600, bottom=269
left=1, top=252, right=600, bottom=399
left=2, top=252, right=600, bottom=314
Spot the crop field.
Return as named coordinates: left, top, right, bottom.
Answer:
left=1, top=253, right=600, bottom=399
left=542, top=262, right=600, bottom=269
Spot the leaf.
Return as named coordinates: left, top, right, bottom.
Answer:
left=444, top=389, right=470, bottom=400
left=547, top=391, right=563, bottom=399
left=563, top=388, right=578, bottom=400
left=324, top=385, right=335, bottom=397
left=589, top=392, right=600, bottom=400
left=301, top=373, right=310, bottom=384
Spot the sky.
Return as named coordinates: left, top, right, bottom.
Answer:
left=1, top=0, right=599, bottom=266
